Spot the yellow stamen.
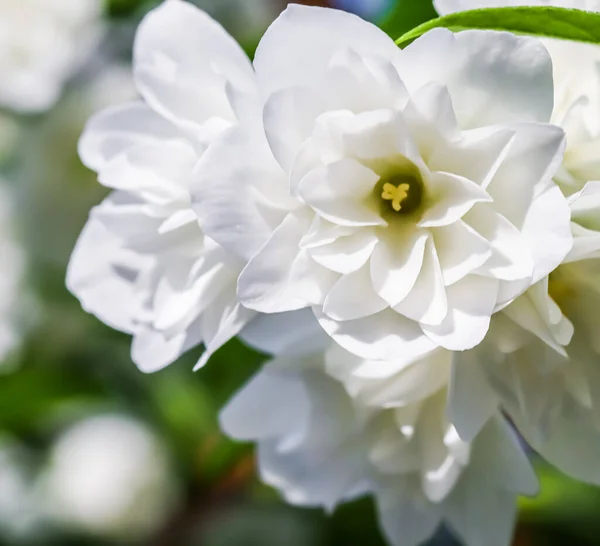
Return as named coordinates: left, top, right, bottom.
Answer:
left=381, top=182, right=410, bottom=212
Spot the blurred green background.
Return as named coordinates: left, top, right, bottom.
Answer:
left=0, top=0, right=599, bottom=545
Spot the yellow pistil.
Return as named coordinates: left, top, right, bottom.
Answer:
left=381, top=182, right=410, bottom=212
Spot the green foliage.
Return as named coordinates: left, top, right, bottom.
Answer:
left=379, top=0, right=437, bottom=38
left=396, top=6, right=600, bottom=47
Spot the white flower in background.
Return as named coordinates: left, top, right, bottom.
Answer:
left=221, top=345, right=537, bottom=546
left=0, top=439, right=42, bottom=541
left=0, top=0, right=104, bottom=113
left=194, top=5, right=572, bottom=363
left=0, top=183, right=28, bottom=366
left=39, top=415, right=179, bottom=540
left=67, top=0, right=266, bottom=372
left=433, top=0, right=600, bottom=194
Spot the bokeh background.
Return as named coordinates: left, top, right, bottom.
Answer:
left=0, top=0, right=599, bottom=545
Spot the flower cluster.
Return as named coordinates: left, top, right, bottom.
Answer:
left=67, top=1, right=600, bottom=545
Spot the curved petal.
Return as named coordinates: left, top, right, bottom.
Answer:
left=521, top=183, right=573, bottom=284
left=192, top=125, right=291, bottom=261
left=263, top=87, right=324, bottom=172
left=418, top=172, right=492, bottom=228
left=194, top=301, right=256, bottom=370
left=376, top=482, right=440, bottom=546
left=316, top=307, right=436, bottom=362
left=370, top=229, right=429, bottom=307
left=238, top=213, right=338, bottom=313
left=309, top=230, right=378, bottom=274
left=219, top=365, right=310, bottom=441
left=323, top=263, right=388, bottom=321
left=133, top=0, right=255, bottom=128
left=422, top=275, right=499, bottom=351
left=66, top=202, right=151, bottom=335
left=78, top=102, right=184, bottom=172
left=254, top=4, right=402, bottom=98
left=397, top=29, right=554, bottom=128
left=239, top=309, right=330, bottom=357
left=393, top=238, right=448, bottom=326
left=298, top=159, right=384, bottom=227
left=131, top=322, right=203, bottom=373
left=433, top=220, right=492, bottom=286
left=447, top=350, right=499, bottom=442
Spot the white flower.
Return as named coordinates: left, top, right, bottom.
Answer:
left=447, top=181, right=600, bottom=486
left=433, top=0, right=600, bottom=195
left=221, top=345, right=537, bottom=546
left=0, top=182, right=28, bottom=365
left=0, top=0, right=104, bottom=113
left=193, top=5, right=572, bottom=363
left=0, top=439, right=42, bottom=541
left=67, top=0, right=262, bottom=372
left=433, top=0, right=600, bottom=485
left=39, top=414, right=179, bottom=540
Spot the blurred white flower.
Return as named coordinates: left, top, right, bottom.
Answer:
left=39, top=414, right=179, bottom=540
left=0, top=183, right=28, bottom=366
left=0, top=438, right=42, bottom=541
left=67, top=0, right=263, bottom=372
left=221, top=346, right=537, bottom=546
left=0, top=0, right=105, bottom=113
left=193, top=5, right=571, bottom=363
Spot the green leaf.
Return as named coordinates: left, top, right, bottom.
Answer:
left=378, top=0, right=438, bottom=40
left=395, top=6, right=600, bottom=48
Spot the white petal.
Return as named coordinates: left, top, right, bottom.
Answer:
left=238, top=213, right=338, bottom=313
left=466, top=205, right=533, bottom=288
left=370, top=229, right=429, bottom=307
left=502, top=283, right=573, bottom=355
left=393, top=238, right=448, bottom=326
left=133, top=0, right=255, bottom=128
left=485, top=123, right=565, bottom=229
left=418, top=172, right=492, bottom=228
left=66, top=203, right=150, bottom=335
left=263, top=87, right=324, bottom=172
left=316, top=307, right=436, bottom=362
left=78, top=102, right=184, bottom=172
left=475, top=416, right=539, bottom=496
left=298, top=159, right=384, bottom=227
left=520, top=182, right=573, bottom=284
left=323, top=263, right=389, bottom=321
left=309, top=230, right=378, bottom=274
left=398, top=29, right=554, bottom=128
left=192, top=125, right=290, bottom=261
left=528, top=395, right=600, bottom=486
left=220, top=365, right=309, bottom=441
left=194, top=301, right=256, bottom=370
left=376, top=480, right=440, bottom=546
left=254, top=4, right=402, bottom=98
left=422, top=275, right=498, bottom=351
left=329, top=348, right=452, bottom=409
left=239, top=308, right=330, bottom=357
left=433, top=221, right=492, bottom=286
left=131, top=322, right=203, bottom=373
left=447, top=351, right=499, bottom=442
left=428, top=126, right=516, bottom=189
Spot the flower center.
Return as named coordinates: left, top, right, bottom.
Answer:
left=377, top=170, right=423, bottom=217
left=381, top=182, right=410, bottom=212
